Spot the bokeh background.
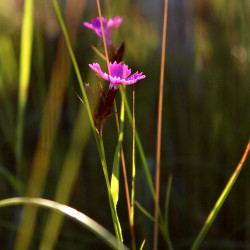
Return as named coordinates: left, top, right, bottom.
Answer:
left=0, top=0, right=249, bottom=249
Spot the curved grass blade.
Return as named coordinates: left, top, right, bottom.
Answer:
left=0, top=197, right=128, bottom=250
left=191, top=139, right=250, bottom=250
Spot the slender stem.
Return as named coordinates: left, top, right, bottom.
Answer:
left=191, top=139, right=250, bottom=250
left=153, top=0, right=168, bottom=249
left=130, top=84, right=136, bottom=250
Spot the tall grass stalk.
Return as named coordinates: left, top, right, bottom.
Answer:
left=15, top=0, right=33, bottom=179
left=153, top=0, right=168, bottom=249
left=14, top=1, right=85, bottom=249
left=191, top=139, right=250, bottom=250
left=0, top=197, right=129, bottom=250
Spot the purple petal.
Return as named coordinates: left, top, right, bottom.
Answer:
left=90, top=17, right=112, bottom=39
left=110, top=61, right=131, bottom=78
left=83, top=22, right=94, bottom=30
left=106, top=38, right=113, bottom=45
left=89, top=62, right=146, bottom=89
left=107, top=16, right=123, bottom=30
left=91, top=17, right=107, bottom=29
left=125, top=72, right=146, bottom=85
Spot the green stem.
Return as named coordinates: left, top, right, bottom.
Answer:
left=130, top=85, right=136, bottom=250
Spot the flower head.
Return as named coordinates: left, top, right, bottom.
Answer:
left=89, top=61, right=146, bottom=89
left=83, top=16, right=123, bottom=45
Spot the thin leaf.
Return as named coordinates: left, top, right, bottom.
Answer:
left=139, top=238, right=146, bottom=250
left=135, top=201, right=155, bottom=222
left=90, top=44, right=106, bottom=61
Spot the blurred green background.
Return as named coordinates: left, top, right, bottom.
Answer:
left=0, top=0, right=249, bottom=249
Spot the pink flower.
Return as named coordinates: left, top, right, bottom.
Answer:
left=83, top=16, right=123, bottom=45
left=89, top=61, right=146, bottom=89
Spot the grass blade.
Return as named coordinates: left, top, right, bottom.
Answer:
left=191, top=139, right=250, bottom=250
left=0, top=197, right=129, bottom=250
left=135, top=201, right=155, bottom=222
left=139, top=238, right=146, bottom=250
left=15, top=0, right=33, bottom=178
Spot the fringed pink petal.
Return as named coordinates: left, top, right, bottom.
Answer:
left=107, top=16, right=123, bottom=30
left=89, top=62, right=146, bottom=88
left=89, top=63, right=110, bottom=82
left=109, top=61, right=131, bottom=79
